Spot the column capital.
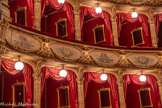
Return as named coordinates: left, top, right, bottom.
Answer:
left=110, top=5, right=118, bottom=19
left=33, top=60, right=46, bottom=77
left=76, top=66, right=87, bottom=82
left=117, top=69, right=125, bottom=84
left=34, top=0, right=41, bottom=3
left=157, top=70, right=162, bottom=83
left=148, top=7, right=155, bottom=21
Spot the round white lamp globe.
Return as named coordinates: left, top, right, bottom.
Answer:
left=59, top=69, right=67, bottom=77
left=139, top=75, right=146, bottom=82
left=131, top=12, right=138, bottom=18
left=15, top=61, right=24, bottom=71
left=95, top=7, right=102, bottom=14
left=100, top=73, right=108, bottom=81
left=58, top=0, right=65, bottom=4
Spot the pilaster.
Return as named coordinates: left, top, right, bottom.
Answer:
left=76, top=67, right=86, bottom=108
left=117, top=69, right=126, bottom=108
left=73, top=1, right=81, bottom=41
left=34, top=0, right=41, bottom=30
left=157, top=70, right=162, bottom=104
left=110, top=6, right=119, bottom=46
left=148, top=8, right=158, bottom=48
left=0, top=0, right=11, bottom=55
left=33, top=60, right=45, bottom=108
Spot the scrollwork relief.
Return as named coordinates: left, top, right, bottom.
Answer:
left=100, top=0, right=162, bottom=6
left=118, top=55, right=131, bottom=67
left=37, top=42, right=54, bottom=58
left=78, top=50, right=94, bottom=64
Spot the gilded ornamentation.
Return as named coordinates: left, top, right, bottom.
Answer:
left=100, top=0, right=162, bottom=6
left=118, top=55, right=131, bottom=67
left=78, top=50, right=94, bottom=64
left=37, top=42, right=54, bottom=57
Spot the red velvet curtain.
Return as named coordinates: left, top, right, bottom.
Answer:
left=117, top=13, right=149, bottom=38
left=154, top=14, right=162, bottom=41
left=41, top=0, right=74, bottom=34
left=123, top=74, right=161, bottom=108
left=27, top=0, right=34, bottom=28
left=41, top=67, right=78, bottom=108
left=1, top=58, right=32, bottom=108
left=80, top=6, right=113, bottom=46
left=84, top=72, right=119, bottom=108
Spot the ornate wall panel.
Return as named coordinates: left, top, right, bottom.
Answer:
left=126, top=53, right=159, bottom=68
left=90, top=50, right=120, bottom=67
left=5, top=29, right=41, bottom=53
left=51, top=43, right=82, bottom=62
left=100, top=0, right=162, bottom=6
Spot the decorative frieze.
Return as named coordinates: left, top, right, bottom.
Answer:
left=90, top=50, right=120, bottom=67
left=99, top=0, right=162, bottom=6
left=126, top=53, right=159, bottom=68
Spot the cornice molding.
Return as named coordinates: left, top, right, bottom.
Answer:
left=99, top=0, right=162, bottom=6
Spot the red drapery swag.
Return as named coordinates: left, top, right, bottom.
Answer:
left=1, top=58, right=32, bottom=108
left=41, top=0, right=75, bottom=34
left=123, top=74, right=161, bottom=108
left=27, top=0, right=34, bottom=29
left=117, top=13, right=149, bottom=38
left=154, top=14, right=162, bottom=42
left=84, top=72, right=119, bottom=108
left=41, top=67, right=78, bottom=108
left=80, top=6, right=113, bottom=46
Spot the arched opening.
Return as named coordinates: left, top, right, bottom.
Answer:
left=80, top=7, right=113, bottom=46
left=0, top=58, right=34, bottom=108
left=9, top=0, right=34, bottom=28
left=41, top=1, right=75, bottom=40
left=41, top=67, right=78, bottom=108
left=117, top=13, right=152, bottom=48
left=84, top=72, right=119, bottom=108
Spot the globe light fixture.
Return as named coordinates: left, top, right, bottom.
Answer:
left=139, top=75, right=146, bottom=82
left=15, top=56, right=24, bottom=71
left=59, top=64, right=67, bottom=77
left=95, top=6, right=102, bottom=14
left=59, top=69, right=67, bottom=77
left=131, top=11, right=138, bottom=18
left=58, top=0, right=65, bottom=4
left=100, top=73, right=108, bottom=81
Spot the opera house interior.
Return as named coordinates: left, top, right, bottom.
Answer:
left=1, top=0, right=162, bottom=108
